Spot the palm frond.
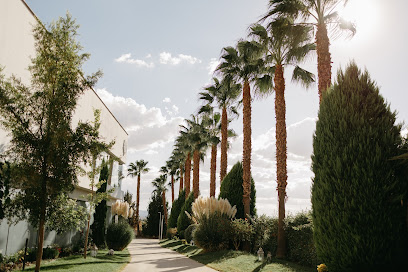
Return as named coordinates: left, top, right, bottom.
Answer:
left=292, top=65, right=315, bottom=88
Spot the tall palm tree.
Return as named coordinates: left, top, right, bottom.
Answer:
left=182, top=115, right=210, bottom=199
left=152, top=174, right=168, bottom=226
left=127, top=160, right=150, bottom=235
left=166, top=159, right=178, bottom=203
left=262, top=0, right=355, bottom=102
left=217, top=41, right=273, bottom=219
left=170, top=149, right=184, bottom=193
left=200, top=76, right=241, bottom=183
left=249, top=19, right=315, bottom=258
left=175, top=132, right=193, bottom=197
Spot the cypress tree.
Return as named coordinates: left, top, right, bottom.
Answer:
left=90, top=161, right=109, bottom=248
left=144, top=193, right=166, bottom=237
left=177, top=192, right=194, bottom=238
left=219, top=161, right=256, bottom=219
left=311, top=63, right=408, bottom=271
left=168, top=189, right=185, bottom=228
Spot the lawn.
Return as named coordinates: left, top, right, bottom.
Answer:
left=160, top=239, right=314, bottom=272
left=23, top=249, right=130, bottom=272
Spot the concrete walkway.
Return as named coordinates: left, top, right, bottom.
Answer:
left=122, top=238, right=217, bottom=272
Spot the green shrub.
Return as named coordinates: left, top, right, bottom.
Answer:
left=231, top=218, right=252, bottom=250
left=106, top=221, right=134, bottom=251
left=144, top=193, right=167, bottom=237
left=168, top=189, right=185, bottom=228
left=219, top=161, right=256, bottom=219
left=166, top=228, right=177, bottom=239
left=286, top=212, right=318, bottom=267
left=42, top=247, right=59, bottom=259
left=194, top=212, right=232, bottom=252
left=184, top=224, right=197, bottom=243
left=177, top=192, right=194, bottom=238
left=250, top=215, right=278, bottom=255
left=312, top=63, right=408, bottom=271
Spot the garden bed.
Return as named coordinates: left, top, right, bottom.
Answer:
left=160, top=239, right=314, bottom=272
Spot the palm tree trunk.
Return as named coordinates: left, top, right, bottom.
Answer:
left=316, top=22, right=331, bottom=103
left=136, top=175, right=141, bottom=235
left=220, top=106, right=228, bottom=183
left=171, top=175, right=174, bottom=203
left=193, top=148, right=200, bottom=199
left=162, top=191, right=167, bottom=226
left=210, top=144, right=217, bottom=197
left=242, top=80, right=252, bottom=219
left=185, top=153, right=191, bottom=197
left=179, top=164, right=184, bottom=192
left=274, top=64, right=287, bottom=258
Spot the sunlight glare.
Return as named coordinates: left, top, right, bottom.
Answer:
left=339, top=0, right=379, bottom=38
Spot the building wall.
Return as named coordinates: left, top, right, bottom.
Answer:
left=0, top=0, right=128, bottom=255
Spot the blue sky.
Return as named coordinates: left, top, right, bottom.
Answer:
left=26, top=0, right=408, bottom=216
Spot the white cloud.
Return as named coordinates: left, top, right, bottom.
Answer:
left=207, top=58, right=220, bottom=75
left=159, top=52, right=201, bottom=65
left=163, top=97, right=171, bottom=103
left=172, top=105, right=179, bottom=114
left=145, top=54, right=152, bottom=58
left=96, top=88, right=183, bottom=151
left=114, top=53, right=154, bottom=68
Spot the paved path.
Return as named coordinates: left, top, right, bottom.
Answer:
left=122, top=238, right=217, bottom=272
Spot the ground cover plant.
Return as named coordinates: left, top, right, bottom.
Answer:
left=159, top=239, right=313, bottom=272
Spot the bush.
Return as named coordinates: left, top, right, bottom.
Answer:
left=286, top=212, right=318, bottom=267
left=312, top=63, right=408, bottom=271
left=193, top=212, right=232, bottom=252
left=185, top=224, right=197, bottom=243
left=144, top=193, right=167, bottom=237
left=177, top=192, right=194, bottom=238
left=231, top=219, right=252, bottom=250
left=250, top=215, right=278, bottom=255
left=219, top=161, right=256, bottom=219
left=106, top=221, right=134, bottom=251
left=42, top=247, right=59, bottom=259
left=166, top=228, right=177, bottom=239
left=168, top=189, right=185, bottom=228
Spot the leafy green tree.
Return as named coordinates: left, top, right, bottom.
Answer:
left=0, top=161, right=11, bottom=220
left=90, top=161, right=110, bottom=248
left=152, top=174, right=168, bottom=226
left=249, top=19, right=315, bottom=258
left=311, top=63, right=408, bottom=271
left=0, top=14, right=102, bottom=272
left=124, top=190, right=133, bottom=204
left=168, top=189, right=186, bottom=228
left=262, top=0, right=355, bottom=102
left=177, top=192, right=195, bottom=238
left=127, top=159, right=150, bottom=235
left=219, top=162, right=256, bottom=219
left=144, top=193, right=167, bottom=237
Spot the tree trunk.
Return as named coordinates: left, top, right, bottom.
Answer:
left=171, top=175, right=174, bottom=203
left=34, top=199, right=46, bottom=272
left=179, top=164, right=184, bottom=192
left=210, top=144, right=217, bottom=197
left=162, top=191, right=167, bottom=226
left=220, top=106, right=228, bottom=183
left=185, top=153, right=191, bottom=197
left=136, top=174, right=141, bottom=235
left=193, top=149, right=200, bottom=199
left=274, top=64, right=287, bottom=258
left=242, top=80, right=251, bottom=219
left=316, top=22, right=331, bottom=103
left=83, top=213, right=91, bottom=258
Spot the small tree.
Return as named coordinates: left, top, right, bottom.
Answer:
left=144, top=193, right=166, bottom=237
left=0, top=14, right=102, bottom=272
left=311, top=63, right=408, bottom=271
left=0, top=161, right=11, bottom=220
left=177, top=192, right=194, bottom=238
left=168, top=189, right=185, bottom=228
left=219, top=161, right=256, bottom=219
left=90, top=161, right=109, bottom=248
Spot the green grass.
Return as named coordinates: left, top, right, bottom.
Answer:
left=160, top=239, right=314, bottom=272
left=23, top=249, right=130, bottom=272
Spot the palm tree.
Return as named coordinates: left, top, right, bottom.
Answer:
left=249, top=19, right=315, bottom=258
left=127, top=160, right=150, bottom=235
left=200, top=76, right=241, bottom=184
left=217, top=41, right=273, bottom=219
left=152, top=174, right=168, bottom=226
left=170, top=149, right=184, bottom=194
left=182, top=115, right=210, bottom=199
left=175, top=132, right=193, bottom=197
left=262, top=0, right=355, bottom=102
left=165, top=159, right=178, bottom=203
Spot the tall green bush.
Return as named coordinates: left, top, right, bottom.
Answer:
left=219, top=161, right=256, bottom=219
left=106, top=219, right=134, bottom=251
left=311, top=63, right=408, bottom=271
left=168, top=189, right=185, bottom=228
left=90, top=162, right=109, bottom=248
left=144, top=193, right=167, bottom=237
left=250, top=215, right=278, bottom=255
left=177, top=192, right=194, bottom=238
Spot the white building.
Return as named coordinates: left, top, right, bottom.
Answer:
left=0, top=0, right=128, bottom=255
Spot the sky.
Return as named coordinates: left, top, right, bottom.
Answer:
left=26, top=0, right=408, bottom=217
